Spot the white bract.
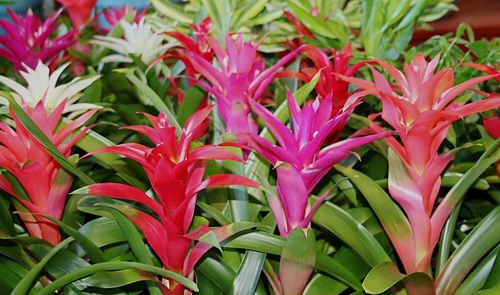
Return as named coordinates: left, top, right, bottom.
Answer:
left=92, top=18, right=169, bottom=64
left=0, top=61, right=100, bottom=115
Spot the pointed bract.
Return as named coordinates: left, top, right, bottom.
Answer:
left=85, top=108, right=258, bottom=293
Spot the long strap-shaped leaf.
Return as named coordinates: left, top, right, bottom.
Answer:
left=5, top=94, right=94, bottom=185
left=435, top=206, right=500, bottom=295
left=432, top=139, right=500, bottom=242
left=125, top=71, right=181, bottom=136
left=334, top=164, right=413, bottom=264
left=109, top=208, right=162, bottom=295
left=41, top=216, right=106, bottom=263
left=11, top=237, right=74, bottom=295
left=223, top=231, right=362, bottom=290
left=36, top=261, right=198, bottom=295
left=311, top=198, right=391, bottom=267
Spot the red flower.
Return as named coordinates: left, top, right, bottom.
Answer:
left=0, top=102, right=97, bottom=245
left=83, top=107, right=258, bottom=294
left=57, top=0, right=97, bottom=31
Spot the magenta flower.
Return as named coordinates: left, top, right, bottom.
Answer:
left=246, top=91, right=389, bottom=237
left=184, top=34, right=301, bottom=134
left=0, top=9, right=77, bottom=71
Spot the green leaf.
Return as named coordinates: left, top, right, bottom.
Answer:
left=202, top=0, right=230, bottom=33
left=363, top=261, right=434, bottom=294
left=109, top=208, right=162, bottom=295
left=4, top=94, right=94, bottom=185
left=434, top=139, right=500, bottom=219
left=81, top=269, right=159, bottom=289
left=224, top=232, right=362, bottom=290
left=280, top=228, right=316, bottom=295
left=37, top=261, right=197, bottom=295
left=11, top=237, right=74, bottom=295
left=78, top=217, right=125, bottom=248
left=197, top=258, right=237, bottom=293
left=286, top=0, right=348, bottom=43
left=232, top=0, right=267, bottom=27
left=231, top=251, right=266, bottom=295
left=304, top=274, right=348, bottom=295
left=40, top=216, right=107, bottom=263
left=149, top=0, right=193, bottom=23
left=456, top=246, right=499, bottom=295
left=177, top=86, right=206, bottom=126
left=125, top=71, right=181, bottom=135
left=312, top=198, right=391, bottom=267
left=436, top=206, right=500, bottom=295
left=335, top=164, right=414, bottom=259
left=363, top=262, right=404, bottom=294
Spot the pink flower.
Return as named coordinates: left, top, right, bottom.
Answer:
left=102, top=5, right=146, bottom=28
left=245, top=91, right=389, bottom=237
left=0, top=102, right=97, bottom=245
left=83, top=107, right=258, bottom=294
left=342, top=53, right=500, bottom=273
left=0, top=9, right=76, bottom=71
left=184, top=34, right=301, bottom=134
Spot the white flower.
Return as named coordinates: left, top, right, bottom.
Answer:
left=92, top=18, right=169, bottom=65
left=0, top=61, right=101, bottom=115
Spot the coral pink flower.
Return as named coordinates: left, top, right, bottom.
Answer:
left=0, top=9, right=76, bottom=71
left=245, top=91, right=389, bottom=237
left=0, top=102, right=97, bottom=245
left=83, top=107, right=258, bottom=294
left=184, top=34, right=301, bottom=134
left=57, top=0, right=97, bottom=31
left=342, top=53, right=500, bottom=273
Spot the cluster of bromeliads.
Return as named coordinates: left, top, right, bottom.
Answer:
left=0, top=2, right=499, bottom=295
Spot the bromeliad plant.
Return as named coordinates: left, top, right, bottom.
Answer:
left=0, top=100, right=97, bottom=245
left=1, top=2, right=499, bottom=295
left=80, top=107, right=258, bottom=294
left=340, top=53, right=500, bottom=287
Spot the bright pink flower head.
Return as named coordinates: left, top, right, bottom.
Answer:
left=0, top=9, right=76, bottom=71
left=184, top=34, right=301, bottom=134
left=343, top=53, right=500, bottom=273
left=85, top=107, right=258, bottom=294
left=102, top=5, right=146, bottom=28
left=57, top=0, right=97, bottom=31
left=0, top=102, right=97, bottom=245
left=246, top=91, right=389, bottom=236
